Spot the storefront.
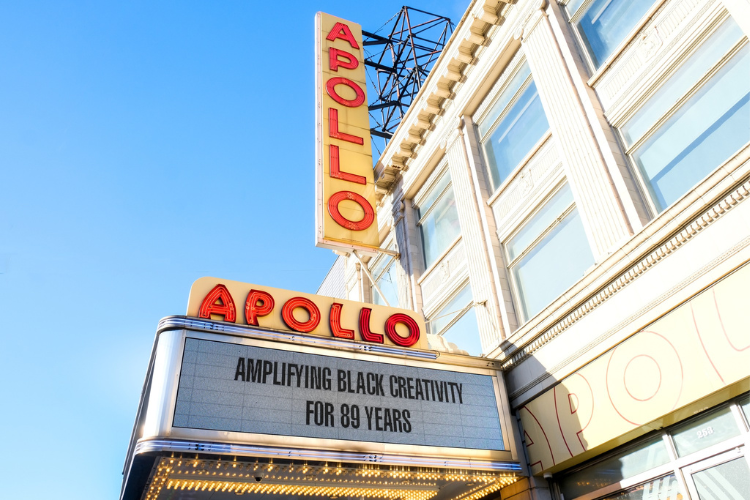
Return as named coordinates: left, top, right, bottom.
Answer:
left=119, top=278, right=524, bottom=500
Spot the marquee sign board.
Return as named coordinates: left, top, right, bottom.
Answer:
left=188, top=277, right=429, bottom=350
left=175, top=338, right=505, bottom=451
left=315, top=12, right=380, bottom=253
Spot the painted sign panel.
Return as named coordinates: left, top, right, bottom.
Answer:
left=187, top=277, right=429, bottom=350
left=520, top=264, right=750, bottom=474
left=174, top=338, right=505, bottom=450
left=315, top=12, right=379, bottom=253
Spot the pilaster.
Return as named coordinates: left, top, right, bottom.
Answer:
left=519, top=4, right=634, bottom=259
left=445, top=121, right=506, bottom=351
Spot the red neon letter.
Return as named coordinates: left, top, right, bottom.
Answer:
left=329, top=303, right=354, bottom=339
left=281, top=297, right=321, bottom=333
left=329, top=47, right=359, bottom=71
left=198, top=284, right=236, bottom=323
left=385, top=313, right=421, bottom=347
left=244, top=289, right=275, bottom=326
left=329, top=108, right=364, bottom=145
left=359, top=307, right=384, bottom=344
left=328, top=191, right=375, bottom=231
left=329, top=145, right=366, bottom=185
left=326, top=77, right=365, bottom=107
left=326, top=22, right=359, bottom=49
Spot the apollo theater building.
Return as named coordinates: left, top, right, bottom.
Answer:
left=122, top=2, right=750, bottom=499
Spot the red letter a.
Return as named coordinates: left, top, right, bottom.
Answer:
left=326, top=22, right=360, bottom=49
left=198, top=284, right=236, bottom=322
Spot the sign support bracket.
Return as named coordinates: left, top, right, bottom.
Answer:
left=351, top=250, right=391, bottom=307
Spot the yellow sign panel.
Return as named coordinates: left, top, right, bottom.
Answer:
left=187, top=277, right=428, bottom=350
left=520, top=264, right=750, bottom=474
left=315, top=12, right=379, bottom=253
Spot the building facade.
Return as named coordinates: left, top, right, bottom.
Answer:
left=318, top=0, right=750, bottom=498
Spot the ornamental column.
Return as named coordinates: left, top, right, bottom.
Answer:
left=518, top=5, right=634, bottom=259
left=445, top=121, right=507, bottom=351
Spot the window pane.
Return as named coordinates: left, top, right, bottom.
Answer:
left=740, top=396, right=750, bottom=425
left=566, top=0, right=587, bottom=17
left=577, top=0, right=655, bottom=68
left=622, top=18, right=744, bottom=144
left=428, top=285, right=473, bottom=335
left=512, top=208, right=593, bottom=320
left=560, top=437, right=670, bottom=499
left=482, top=80, right=549, bottom=189
left=371, top=255, right=392, bottom=282
left=420, top=187, right=461, bottom=268
left=692, top=458, right=750, bottom=500
left=418, top=171, right=451, bottom=215
left=373, top=262, right=400, bottom=308
left=671, top=407, right=739, bottom=457
left=632, top=46, right=750, bottom=212
left=442, top=308, right=482, bottom=356
left=507, top=184, right=574, bottom=260
left=478, top=61, right=532, bottom=138
left=602, top=474, right=683, bottom=500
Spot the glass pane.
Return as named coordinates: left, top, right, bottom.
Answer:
left=633, top=46, right=750, bottom=212
left=577, top=0, right=655, bottom=68
left=602, top=474, right=683, bottom=500
left=512, top=208, right=594, bottom=321
left=441, top=307, right=482, bottom=356
left=428, top=285, right=473, bottom=335
left=692, top=458, right=750, bottom=500
left=560, top=437, right=670, bottom=499
left=507, top=184, right=574, bottom=260
left=373, top=262, right=400, bottom=308
left=622, top=17, right=744, bottom=144
left=370, top=255, right=393, bottom=282
left=671, top=407, right=740, bottom=457
left=420, top=187, right=461, bottom=268
left=482, top=80, right=550, bottom=189
left=478, top=61, right=532, bottom=138
left=418, top=171, right=451, bottom=216
left=740, top=396, right=750, bottom=426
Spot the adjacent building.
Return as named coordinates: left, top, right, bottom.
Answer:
left=319, top=0, right=750, bottom=498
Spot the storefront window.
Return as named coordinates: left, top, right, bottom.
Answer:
left=568, top=0, right=656, bottom=69
left=671, top=407, right=740, bottom=458
left=601, top=474, right=683, bottom=500
left=505, top=184, right=594, bottom=322
left=621, top=18, right=749, bottom=212
left=477, top=60, right=549, bottom=191
left=417, top=170, right=461, bottom=269
left=427, top=285, right=482, bottom=356
left=692, top=458, right=750, bottom=499
left=559, top=437, right=670, bottom=499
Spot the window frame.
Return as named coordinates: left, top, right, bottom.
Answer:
left=369, top=241, right=400, bottom=307
left=560, top=0, right=665, bottom=75
left=427, top=279, right=475, bottom=337
left=611, top=13, right=749, bottom=216
left=474, top=54, right=551, bottom=194
left=414, top=163, right=462, bottom=271
left=554, top=393, right=750, bottom=500
left=502, top=182, right=585, bottom=323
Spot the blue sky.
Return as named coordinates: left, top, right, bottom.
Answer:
left=0, top=1, right=467, bottom=498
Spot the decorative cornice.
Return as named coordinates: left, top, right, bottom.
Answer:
left=498, top=177, right=750, bottom=371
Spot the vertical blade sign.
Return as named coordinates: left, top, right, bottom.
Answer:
left=315, top=13, right=379, bottom=253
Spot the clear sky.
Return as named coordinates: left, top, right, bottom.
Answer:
left=0, top=1, right=467, bottom=498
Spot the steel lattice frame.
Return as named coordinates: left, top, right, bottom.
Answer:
left=363, top=7, right=454, bottom=154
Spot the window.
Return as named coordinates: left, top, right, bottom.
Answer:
left=477, top=60, right=550, bottom=191
left=566, top=0, right=656, bottom=69
left=620, top=18, right=749, bottom=212
left=417, top=170, right=462, bottom=269
left=556, top=393, right=750, bottom=500
left=505, top=184, right=594, bottom=322
left=370, top=252, right=400, bottom=307
left=427, top=284, right=482, bottom=356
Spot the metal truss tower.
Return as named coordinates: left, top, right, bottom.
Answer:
left=363, top=7, right=454, bottom=154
